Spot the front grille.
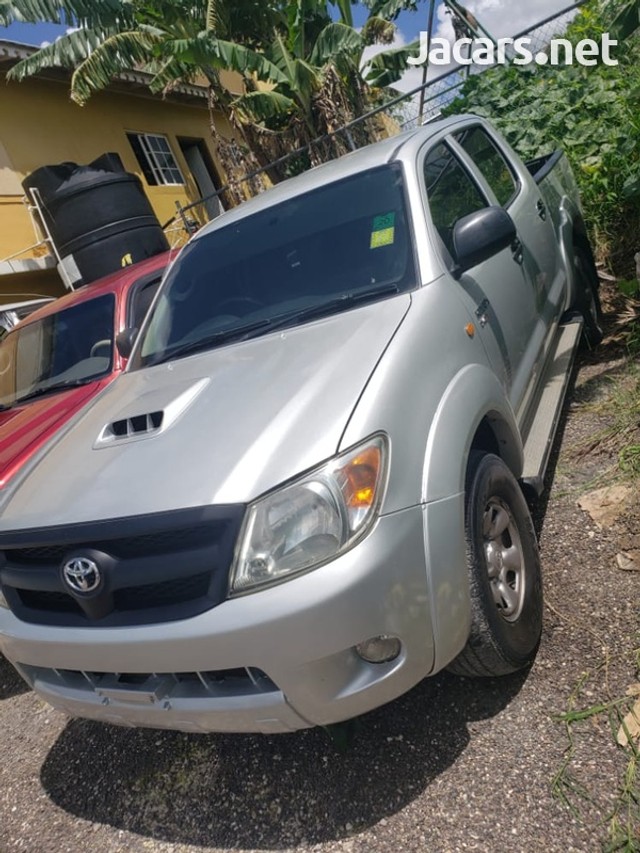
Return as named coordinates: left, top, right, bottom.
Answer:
left=0, top=505, right=245, bottom=628
left=17, top=572, right=212, bottom=615
left=7, top=545, right=67, bottom=564
left=19, top=589, right=84, bottom=615
left=19, top=664, right=279, bottom=701
left=7, top=525, right=215, bottom=565
left=114, top=572, right=211, bottom=610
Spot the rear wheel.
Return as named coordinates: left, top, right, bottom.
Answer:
left=448, top=452, right=543, bottom=677
left=574, top=246, right=604, bottom=349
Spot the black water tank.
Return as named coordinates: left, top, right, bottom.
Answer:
left=23, top=154, right=169, bottom=287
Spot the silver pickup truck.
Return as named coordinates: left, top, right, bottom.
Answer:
left=0, top=116, right=602, bottom=734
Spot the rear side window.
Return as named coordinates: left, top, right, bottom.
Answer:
left=455, top=127, right=518, bottom=207
left=129, top=274, right=163, bottom=330
left=423, top=142, right=488, bottom=255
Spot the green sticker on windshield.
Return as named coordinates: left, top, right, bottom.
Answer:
left=371, top=212, right=396, bottom=249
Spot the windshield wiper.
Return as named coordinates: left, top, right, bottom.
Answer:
left=146, top=319, right=272, bottom=367
left=264, top=283, right=401, bottom=334
left=15, top=377, right=99, bottom=406
left=147, top=284, right=401, bottom=366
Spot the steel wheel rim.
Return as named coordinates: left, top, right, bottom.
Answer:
left=482, top=497, right=526, bottom=623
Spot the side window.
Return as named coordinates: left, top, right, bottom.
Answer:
left=423, top=142, right=488, bottom=255
left=129, top=275, right=163, bottom=330
left=455, top=127, right=518, bottom=207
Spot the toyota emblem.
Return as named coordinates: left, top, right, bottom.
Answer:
left=62, top=557, right=102, bottom=593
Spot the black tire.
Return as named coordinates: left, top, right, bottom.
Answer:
left=573, top=246, right=604, bottom=349
left=448, top=452, right=543, bottom=678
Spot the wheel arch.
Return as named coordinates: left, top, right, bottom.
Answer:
left=422, top=364, right=523, bottom=505
left=565, top=213, right=603, bottom=348
left=470, top=413, right=522, bottom=475
left=557, top=202, right=598, bottom=310
left=571, top=215, right=598, bottom=277
left=421, top=365, right=526, bottom=674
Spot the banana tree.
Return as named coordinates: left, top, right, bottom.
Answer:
left=229, top=0, right=420, bottom=175
left=1, top=0, right=421, bottom=190
left=1, top=1, right=286, bottom=103
left=609, top=0, right=640, bottom=39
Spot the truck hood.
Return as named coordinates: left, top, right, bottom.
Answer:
left=0, top=298, right=410, bottom=529
left=0, top=382, right=104, bottom=490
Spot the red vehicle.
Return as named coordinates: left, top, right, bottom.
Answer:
left=0, top=252, right=171, bottom=490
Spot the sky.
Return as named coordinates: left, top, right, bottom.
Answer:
left=0, top=0, right=581, bottom=49
left=0, top=20, right=71, bottom=46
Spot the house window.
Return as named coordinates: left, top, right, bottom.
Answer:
left=126, top=132, right=185, bottom=186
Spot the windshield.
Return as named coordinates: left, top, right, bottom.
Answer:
left=0, top=293, right=115, bottom=410
left=134, top=165, right=416, bottom=369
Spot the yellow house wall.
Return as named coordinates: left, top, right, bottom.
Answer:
left=0, top=73, right=232, bottom=267
left=0, top=195, right=38, bottom=258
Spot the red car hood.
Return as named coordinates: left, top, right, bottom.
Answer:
left=0, top=381, right=106, bottom=489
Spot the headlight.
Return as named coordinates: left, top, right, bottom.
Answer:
left=230, top=435, right=389, bottom=594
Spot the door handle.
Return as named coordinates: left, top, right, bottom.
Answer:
left=511, top=236, right=524, bottom=265
left=536, top=199, right=547, bottom=221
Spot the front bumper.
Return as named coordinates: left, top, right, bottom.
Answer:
left=0, top=498, right=467, bottom=733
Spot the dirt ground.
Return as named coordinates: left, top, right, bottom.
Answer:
left=0, top=289, right=638, bottom=853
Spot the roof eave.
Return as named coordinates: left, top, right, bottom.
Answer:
left=0, top=39, right=210, bottom=104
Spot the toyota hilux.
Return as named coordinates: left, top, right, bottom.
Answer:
left=0, top=116, right=602, bottom=733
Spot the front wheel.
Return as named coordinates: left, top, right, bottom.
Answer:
left=448, top=452, right=543, bottom=678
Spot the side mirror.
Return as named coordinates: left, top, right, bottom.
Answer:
left=115, top=328, right=138, bottom=360
left=451, top=207, right=517, bottom=279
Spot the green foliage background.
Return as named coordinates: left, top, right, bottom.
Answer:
left=443, top=0, right=640, bottom=271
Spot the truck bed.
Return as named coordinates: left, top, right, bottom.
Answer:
left=526, top=151, right=564, bottom=185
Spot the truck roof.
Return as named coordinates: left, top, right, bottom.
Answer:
left=194, top=115, right=477, bottom=241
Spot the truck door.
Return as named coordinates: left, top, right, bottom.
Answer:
left=451, top=126, right=564, bottom=418
left=421, top=138, right=539, bottom=419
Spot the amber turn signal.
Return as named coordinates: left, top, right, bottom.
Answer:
left=341, top=446, right=382, bottom=509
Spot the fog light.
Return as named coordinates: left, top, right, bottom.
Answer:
left=356, top=635, right=401, bottom=664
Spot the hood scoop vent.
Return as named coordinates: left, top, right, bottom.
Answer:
left=94, top=377, right=209, bottom=449
left=108, top=411, right=164, bottom=440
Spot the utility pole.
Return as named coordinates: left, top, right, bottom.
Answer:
left=418, top=0, right=438, bottom=124
left=417, top=0, right=504, bottom=125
